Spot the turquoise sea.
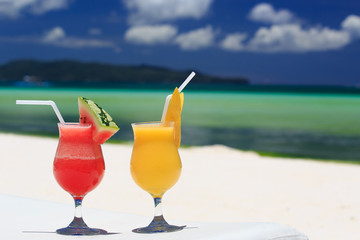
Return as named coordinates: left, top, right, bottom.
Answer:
left=1, top=86, right=360, bottom=161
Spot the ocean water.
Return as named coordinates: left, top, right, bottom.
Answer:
left=1, top=86, right=360, bottom=161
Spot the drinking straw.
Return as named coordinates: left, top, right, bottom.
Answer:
left=178, top=71, right=195, bottom=93
left=161, top=71, right=195, bottom=121
left=16, top=100, right=65, bottom=123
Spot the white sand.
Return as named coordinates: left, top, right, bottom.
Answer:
left=0, top=133, right=359, bottom=239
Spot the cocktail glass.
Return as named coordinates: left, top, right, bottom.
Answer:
left=53, top=123, right=107, bottom=235
left=130, top=121, right=185, bottom=233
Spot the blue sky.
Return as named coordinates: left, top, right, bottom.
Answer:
left=0, top=0, right=359, bottom=86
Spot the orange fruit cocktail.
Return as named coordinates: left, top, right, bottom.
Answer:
left=130, top=85, right=187, bottom=234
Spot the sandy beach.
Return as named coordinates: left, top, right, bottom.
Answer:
left=0, top=133, right=359, bottom=239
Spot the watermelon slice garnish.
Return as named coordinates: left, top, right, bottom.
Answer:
left=78, top=97, right=119, bottom=144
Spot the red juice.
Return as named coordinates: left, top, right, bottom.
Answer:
left=53, top=123, right=105, bottom=197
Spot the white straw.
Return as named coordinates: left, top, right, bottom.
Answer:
left=178, top=71, right=195, bottom=93
left=16, top=100, right=65, bottom=123
left=161, top=71, right=195, bottom=122
left=161, top=95, right=172, bottom=122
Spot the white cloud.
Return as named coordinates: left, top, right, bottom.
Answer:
left=220, top=6, right=357, bottom=53
left=0, top=0, right=69, bottom=18
left=121, top=2, right=359, bottom=53
left=249, top=3, right=295, bottom=24
left=89, top=28, right=102, bottom=36
left=29, top=0, right=69, bottom=15
left=123, top=0, right=213, bottom=25
left=125, top=24, right=178, bottom=45
left=342, top=14, right=360, bottom=38
left=0, top=26, right=118, bottom=51
left=247, top=24, right=351, bottom=52
left=220, top=33, right=248, bottom=51
left=50, top=37, right=117, bottom=49
left=174, top=25, right=216, bottom=50
left=42, top=27, right=117, bottom=49
left=43, top=26, right=66, bottom=42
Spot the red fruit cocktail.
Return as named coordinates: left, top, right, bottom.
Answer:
left=53, top=123, right=107, bottom=235
left=54, top=97, right=119, bottom=235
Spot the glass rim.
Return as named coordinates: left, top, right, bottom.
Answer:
left=131, top=121, right=174, bottom=126
left=57, top=122, right=92, bottom=127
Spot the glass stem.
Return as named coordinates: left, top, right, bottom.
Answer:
left=149, top=196, right=168, bottom=227
left=154, top=197, right=163, bottom=218
left=75, top=197, right=83, bottom=218
left=68, top=197, right=88, bottom=229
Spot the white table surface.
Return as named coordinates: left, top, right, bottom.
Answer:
left=0, top=194, right=308, bottom=240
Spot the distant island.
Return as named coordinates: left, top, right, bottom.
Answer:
left=0, top=59, right=249, bottom=89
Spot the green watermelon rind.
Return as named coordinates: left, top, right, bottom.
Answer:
left=78, top=97, right=119, bottom=143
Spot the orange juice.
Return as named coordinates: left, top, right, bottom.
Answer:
left=130, top=122, right=182, bottom=197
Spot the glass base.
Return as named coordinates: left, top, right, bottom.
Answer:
left=56, top=227, right=108, bottom=235
left=132, top=215, right=186, bottom=234
left=56, top=217, right=108, bottom=236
